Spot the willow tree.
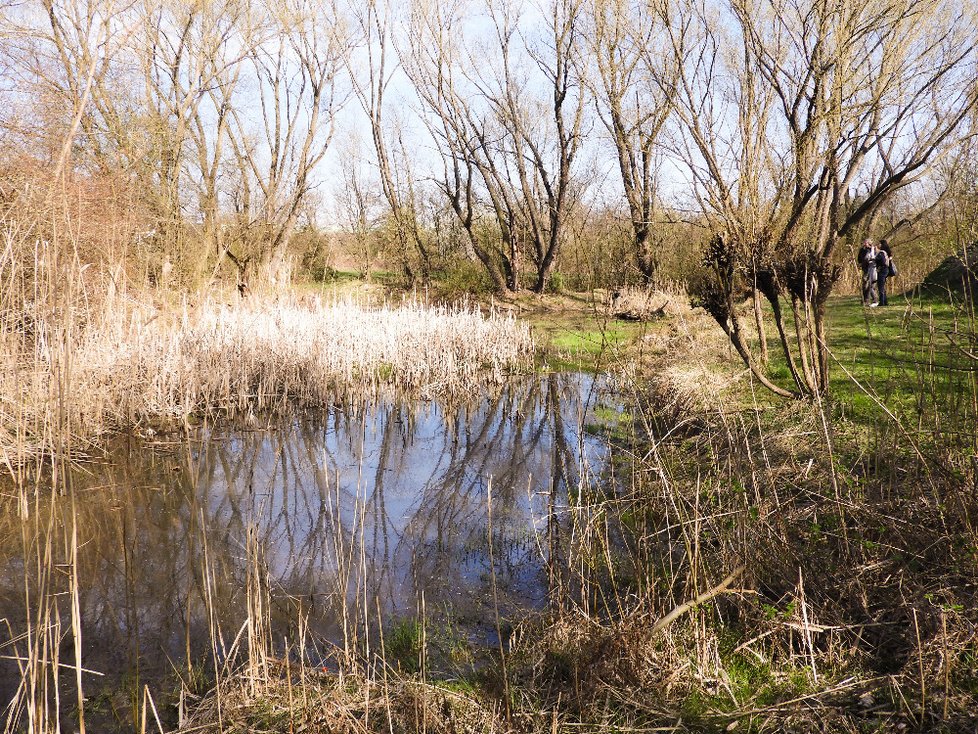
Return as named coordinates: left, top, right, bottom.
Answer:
left=587, top=0, right=678, bottom=282
left=403, top=0, right=588, bottom=293
left=347, top=0, right=436, bottom=285
left=225, top=0, right=347, bottom=284
left=668, top=0, right=978, bottom=398
left=482, top=0, right=589, bottom=293
left=404, top=0, right=527, bottom=293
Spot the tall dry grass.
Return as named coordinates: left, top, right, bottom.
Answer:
left=0, top=288, right=533, bottom=463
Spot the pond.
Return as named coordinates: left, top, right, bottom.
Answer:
left=0, top=372, right=622, bottom=732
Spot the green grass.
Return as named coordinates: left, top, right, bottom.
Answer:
left=824, top=294, right=977, bottom=429
left=531, top=307, right=648, bottom=371
left=739, top=291, right=976, bottom=437
left=678, top=658, right=814, bottom=728
left=385, top=618, right=423, bottom=674
left=544, top=325, right=637, bottom=370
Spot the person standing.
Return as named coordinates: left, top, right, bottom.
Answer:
left=858, top=239, right=878, bottom=306
left=876, top=240, right=893, bottom=306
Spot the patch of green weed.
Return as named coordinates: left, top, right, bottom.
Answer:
left=385, top=618, right=423, bottom=674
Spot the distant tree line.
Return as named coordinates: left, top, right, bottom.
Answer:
left=2, top=0, right=978, bottom=397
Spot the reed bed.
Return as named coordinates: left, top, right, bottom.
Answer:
left=0, top=292, right=533, bottom=462
left=180, top=665, right=510, bottom=734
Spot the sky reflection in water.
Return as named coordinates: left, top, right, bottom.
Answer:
left=0, top=372, right=617, bottom=725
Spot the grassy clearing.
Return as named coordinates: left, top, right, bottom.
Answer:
left=725, top=291, right=978, bottom=467
left=544, top=323, right=637, bottom=370
left=824, top=294, right=977, bottom=423
left=665, top=288, right=978, bottom=434
left=512, top=290, right=658, bottom=371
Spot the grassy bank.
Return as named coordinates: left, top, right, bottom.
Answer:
left=510, top=287, right=679, bottom=371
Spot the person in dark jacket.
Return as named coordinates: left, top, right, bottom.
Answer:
left=876, top=240, right=893, bottom=306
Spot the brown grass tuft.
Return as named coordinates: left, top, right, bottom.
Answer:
left=179, top=665, right=511, bottom=734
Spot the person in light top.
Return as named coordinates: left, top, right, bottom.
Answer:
left=857, top=238, right=878, bottom=306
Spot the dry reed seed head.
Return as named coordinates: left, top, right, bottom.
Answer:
left=0, top=294, right=533, bottom=463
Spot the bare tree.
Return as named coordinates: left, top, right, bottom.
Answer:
left=406, top=0, right=588, bottom=293
left=347, top=0, right=434, bottom=285
left=404, top=0, right=519, bottom=292
left=0, top=1, right=144, bottom=177
left=138, top=0, right=255, bottom=265
left=481, top=0, right=588, bottom=293
left=224, top=0, right=348, bottom=287
left=669, top=0, right=978, bottom=398
left=39, top=1, right=144, bottom=175
left=587, top=0, right=677, bottom=282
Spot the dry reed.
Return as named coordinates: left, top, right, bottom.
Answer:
left=0, top=291, right=533, bottom=462
left=608, top=282, right=690, bottom=321
left=179, top=663, right=510, bottom=734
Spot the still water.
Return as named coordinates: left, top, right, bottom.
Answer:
left=0, top=372, right=619, bottom=730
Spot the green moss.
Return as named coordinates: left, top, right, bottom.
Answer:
left=584, top=403, right=638, bottom=448
left=433, top=677, right=479, bottom=695
left=242, top=698, right=291, bottom=731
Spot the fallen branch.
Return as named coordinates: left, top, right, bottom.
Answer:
left=651, top=566, right=745, bottom=634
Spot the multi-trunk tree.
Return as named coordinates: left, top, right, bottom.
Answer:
left=668, top=0, right=978, bottom=398
left=405, top=0, right=588, bottom=294
left=587, top=0, right=678, bottom=283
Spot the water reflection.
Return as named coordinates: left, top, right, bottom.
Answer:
left=0, top=372, right=615, bottom=730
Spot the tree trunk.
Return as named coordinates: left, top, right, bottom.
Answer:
left=753, top=287, right=768, bottom=366
left=636, top=229, right=657, bottom=283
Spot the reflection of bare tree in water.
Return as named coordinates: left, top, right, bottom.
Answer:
left=0, top=373, right=610, bottom=729
left=548, top=376, right=571, bottom=608
left=400, top=374, right=599, bottom=621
